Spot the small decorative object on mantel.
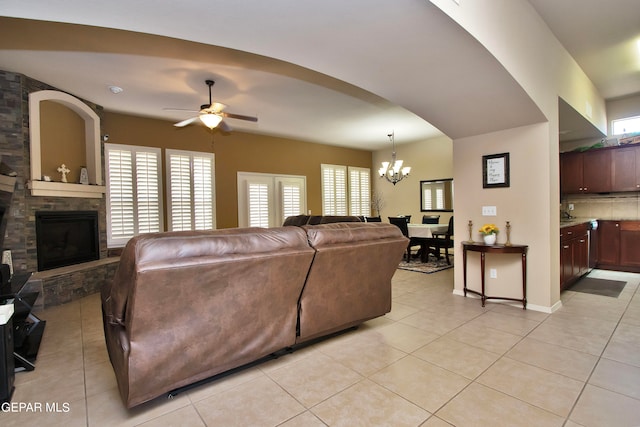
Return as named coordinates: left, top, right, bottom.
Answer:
left=42, top=175, right=51, bottom=182
left=479, top=223, right=499, bottom=245
left=505, top=221, right=512, bottom=246
left=79, top=167, right=89, bottom=185
left=467, top=220, right=474, bottom=242
left=57, top=163, right=70, bottom=183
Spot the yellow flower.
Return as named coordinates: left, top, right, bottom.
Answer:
left=478, top=223, right=499, bottom=235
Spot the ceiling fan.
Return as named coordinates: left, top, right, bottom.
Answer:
left=168, top=80, right=258, bottom=131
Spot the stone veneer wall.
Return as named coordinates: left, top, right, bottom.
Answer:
left=1, top=70, right=115, bottom=306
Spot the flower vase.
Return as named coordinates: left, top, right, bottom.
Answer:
left=483, top=233, right=497, bottom=245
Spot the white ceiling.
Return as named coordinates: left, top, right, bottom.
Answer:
left=0, top=0, right=638, bottom=149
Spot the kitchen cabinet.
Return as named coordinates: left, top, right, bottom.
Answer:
left=560, top=223, right=590, bottom=290
left=611, top=145, right=640, bottom=192
left=560, top=150, right=611, bottom=194
left=620, top=221, right=640, bottom=268
left=598, top=220, right=640, bottom=272
left=598, top=220, right=620, bottom=266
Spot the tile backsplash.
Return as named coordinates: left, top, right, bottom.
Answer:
left=562, top=193, right=640, bottom=220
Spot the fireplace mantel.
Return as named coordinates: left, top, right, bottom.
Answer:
left=28, top=181, right=105, bottom=198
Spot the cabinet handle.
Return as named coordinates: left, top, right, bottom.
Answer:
left=567, top=231, right=573, bottom=235
left=580, top=239, right=585, bottom=243
left=563, top=245, right=569, bottom=249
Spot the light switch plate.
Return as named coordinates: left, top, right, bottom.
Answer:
left=482, top=206, right=497, bottom=216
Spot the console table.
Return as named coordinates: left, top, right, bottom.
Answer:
left=462, top=242, right=528, bottom=309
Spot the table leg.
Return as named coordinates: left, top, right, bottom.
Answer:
left=463, top=247, right=468, bottom=297
left=521, top=252, right=527, bottom=309
left=480, top=252, right=486, bottom=307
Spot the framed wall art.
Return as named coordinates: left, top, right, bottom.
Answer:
left=482, top=152, right=510, bottom=188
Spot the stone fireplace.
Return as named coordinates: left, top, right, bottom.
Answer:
left=35, top=210, right=100, bottom=271
left=0, top=70, right=118, bottom=307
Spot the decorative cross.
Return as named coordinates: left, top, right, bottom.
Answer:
left=57, top=163, right=70, bottom=183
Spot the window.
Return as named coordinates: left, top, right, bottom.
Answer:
left=612, top=115, right=640, bottom=135
left=237, top=172, right=306, bottom=227
left=348, top=166, right=371, bottom=216
left=321, top=164, right=370, bottom=216
left=166, top=149, right=215, bottom=231
left=321, top=164, right=347, bottom=215
left=105, top=143, right=163, bottom=247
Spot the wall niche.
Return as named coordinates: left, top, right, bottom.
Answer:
left=28, top=90, right=105, bottom=198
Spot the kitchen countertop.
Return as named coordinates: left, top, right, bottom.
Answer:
left=560, top=218, right=596, bottom=228
left=560, top=217, right=640, bottom=228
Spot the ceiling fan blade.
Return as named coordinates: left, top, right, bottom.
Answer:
left=219, top=120, right=232, bottom=132
left=221, top=112, right=258, bottom=122
left=163, top=108, right=200, bottom=113
left=174, top=116, right=199, bottom=127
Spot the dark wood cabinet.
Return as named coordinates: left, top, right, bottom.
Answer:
left=598, top=220, right=620, bottom=266
left=611, top=145, right=640, bottom=192
left=560, top=223, right=590, bottom=290
left=620, top=221, right=640, bottom=267
left=583, top=150, right=611, bottom=192
left=597, top=220, right=640, bottom=272
left=560, top=149, right=611, bottom=194
left=560, top=152, right=584, bottom=194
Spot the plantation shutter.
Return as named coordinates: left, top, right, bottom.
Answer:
left=166, top=149, right=216, bottom=231
left=248, top=182, right=270, bottom=227
left=105, top=143, right=162, bottom=247
left=278, top=178, right=304, bottom=224
left=321, top=164, right=347, bottom=215
left=348, top=166, right=371, bottom=216
left=237, top=173, right=306, bottom=227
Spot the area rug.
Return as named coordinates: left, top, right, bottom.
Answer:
left=567, top=277, right=626, bottom=298
left=397, top=254, right=453, bottom=274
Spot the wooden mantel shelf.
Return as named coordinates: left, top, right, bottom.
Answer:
left=28, top=180, right=105, bottom=198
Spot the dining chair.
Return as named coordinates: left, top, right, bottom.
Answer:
left=364, top=216, right=382, bottom=222
left=422, top=215, right=440, bottom=224
left=431, top=216, right=454, bottom=265
left=388, top=217, right=421, bottom=261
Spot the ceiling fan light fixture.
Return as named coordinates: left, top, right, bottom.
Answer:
left=199, top=113, right=222, bottom=129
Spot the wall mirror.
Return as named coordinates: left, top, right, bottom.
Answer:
left=420, top=179, right=453, bottom=212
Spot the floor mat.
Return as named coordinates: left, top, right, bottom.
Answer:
left=397, top=254, right=453, bottom=274
left=567, top=277, right=627, bottom=298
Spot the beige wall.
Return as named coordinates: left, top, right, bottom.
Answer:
left=454, top=123, right=556, bottom=308
left=425, top=0, right=612, bottom=311
left=40, top=100, right=86, bottom=182
left=103, top=112, right=372, bottom=228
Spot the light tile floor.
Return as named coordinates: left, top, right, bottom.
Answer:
left=3, top=268, right=640, bottom=426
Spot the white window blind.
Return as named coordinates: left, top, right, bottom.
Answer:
left=105, top=143, right=162, bottom=247
left=436, top=188, right=444, bottom=210
left=248, top=182, right=270, bottom=227
left=281, top=182, right=301, bottom=221
left=166, top=149, right=216, bottom=231
left=237, top=172, right=306, bottom=227
left=321, top=164, right=347, bottom=215
left=348, top=166, right=371, bottom=216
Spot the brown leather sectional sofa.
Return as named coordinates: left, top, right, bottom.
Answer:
left=101, top=222, right=408, bottom=408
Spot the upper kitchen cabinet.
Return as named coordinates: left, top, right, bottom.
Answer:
left=560, top=149, right=611, bottom=194
left=611, top=144, right=640, bottom=192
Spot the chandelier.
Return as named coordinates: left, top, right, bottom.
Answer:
left=378, top=131, right=411, bottom=185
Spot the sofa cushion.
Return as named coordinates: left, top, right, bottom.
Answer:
left=297, top=222, right=408, bottom=342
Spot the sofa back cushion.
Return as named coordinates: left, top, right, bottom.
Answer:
left=297, top=222, right=408, bottom=342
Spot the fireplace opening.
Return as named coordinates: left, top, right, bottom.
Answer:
left=35, top=211, right=99, bottom=271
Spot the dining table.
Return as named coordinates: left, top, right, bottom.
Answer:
left=407, top=223, right=447, bottom=238
left=406, top=223, right=448, bottom=262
